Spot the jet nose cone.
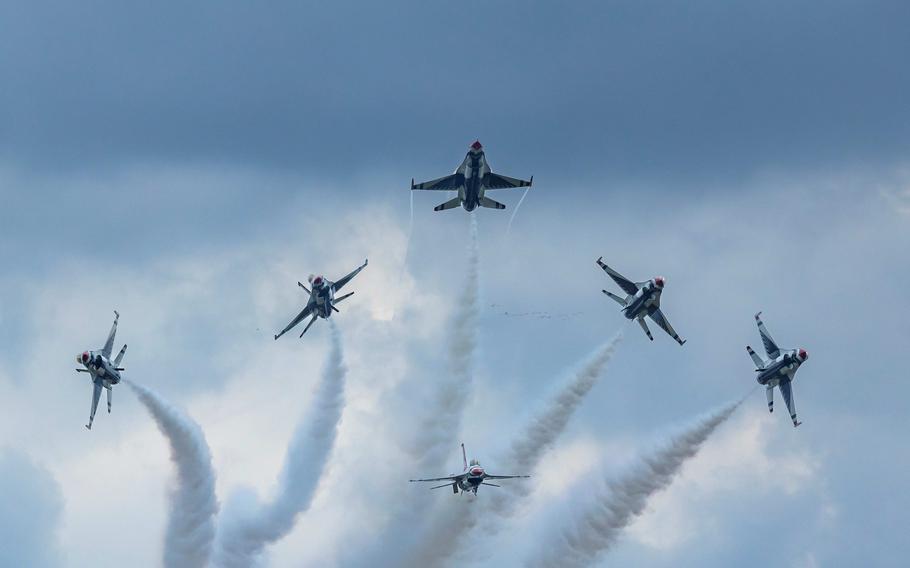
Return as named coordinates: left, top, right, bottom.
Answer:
left=471, top=140, right=483, bottom=150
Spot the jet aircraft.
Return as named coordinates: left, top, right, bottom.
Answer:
left=596, top=257, right=686, bottom=345
left=409, top=443, right=530, bottom=495
left=410, top=140, right=532, bottom=212
left=75, top=311, right=127, bottom=430
left=274, top=259, right=368, bottom=340
left=747, top=312, right=809, bottom=427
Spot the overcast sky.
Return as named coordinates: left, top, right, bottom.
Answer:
left=1, top=2, right=909, bottom=567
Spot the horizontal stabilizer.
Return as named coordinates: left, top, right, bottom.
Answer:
left=479, top=196, right=506, bottom=209
left=434, top=197, right=463, bottom=211
left=747, top=345, right=765, bottom=369
left=602, top=290, right=626, bottom=306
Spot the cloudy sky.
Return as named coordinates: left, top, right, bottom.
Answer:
left=2, top=1, right=909, bottom=567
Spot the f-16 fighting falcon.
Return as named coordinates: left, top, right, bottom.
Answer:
left=409, top=443, right=530, bottom=495
left=747, top=312, right=809, bottom=427
left=75, top=311, right=127, bottom=430
left=410, top=140, right=532, bottom=212
left=274, top=259, right=368, bottom=340
left=596, top=257, right=686, bottom=345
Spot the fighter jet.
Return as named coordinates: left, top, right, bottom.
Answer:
left=410, top=140, right=532, bottom=212
left=75, top=311, right=127, bottom=430
left=274, top=259, right=368, bottom=340
left=747, top=312, right=809, bottom=427
left=596, top=257, right=686, bottom=345
left=409, top=443, right=530, bottom=495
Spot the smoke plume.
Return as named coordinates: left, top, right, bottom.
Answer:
left=127, top=380, right=219, bottom=568
left=360, top=214, right=481, bottom=568
left=414, top=334, right=623, bottom=566
left=409, top=213, right=480, bottom=471
left=214, top=321, right=348, bottom=568
left=532, top=401, right=741, bottom=568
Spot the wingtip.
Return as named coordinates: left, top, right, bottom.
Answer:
left=755, top=311, right=763, bottom=320
left=529, top=175, right=533, bottom=186
left=410, top=178, right=415, bottom=189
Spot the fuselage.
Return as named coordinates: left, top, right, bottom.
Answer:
left=459, top=463, right=486, bottom=493
left=77, top=350, right=121, bottom=385
left=456, top=147, right=491, bottom=212
left=623, top=283, right=662, bottom=320
left=756, top=352, right=804, bottom=386
left=309, top=277, right=336, bottom=319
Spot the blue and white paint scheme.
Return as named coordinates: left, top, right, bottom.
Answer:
left=409, top=443, right=530, bottom=495
left=274, top=259, right=368, bottom=340
left=75, top=311, right=127, bottom=430
left=596, top=257, right=686, bottom=346
left=747, top=312, right=809, bottom=427
left=410, top=140, right=532, bottom=212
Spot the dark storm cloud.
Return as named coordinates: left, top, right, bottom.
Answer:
left=2, top=0, right=909, bottom=182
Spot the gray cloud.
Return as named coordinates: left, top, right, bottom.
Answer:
left=0, top=449, right=64, bottom=568
left=2, top=2, right=908, bottom=180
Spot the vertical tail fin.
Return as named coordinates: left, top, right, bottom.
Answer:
left=461, top=443, right=468, bottom=471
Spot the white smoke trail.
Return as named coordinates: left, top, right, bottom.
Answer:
left=507, top=186, right=531, bottom=236
left=214, top=321, right=347, bottom=568
left=359, top=214, right=481, bottom=568
left=399, top=189, right=415, bottom=283
left=415, top=334, right=624, bottom=566
left=126, top=380, right=219, bottom=568
left=495, top=333, right=623, bottom=508
left=531, top=401, right=742, bottom=568
left=409, top=213, right=480, bottom=470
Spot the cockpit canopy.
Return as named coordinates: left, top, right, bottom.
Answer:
left=309, top=274, right=325, bottom=288
left=77, top=351, right=90, bottom=364
left=469, top=458, right=480, bottom=466
left=653, top=276, right=665, bottom=289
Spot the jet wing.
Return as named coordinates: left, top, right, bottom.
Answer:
left=778, top=379, right=797, bottom=422
left=483, top=172, right=532, bottom=190
left=411, top=173, right=465, bottom=191
left=649, top=308, right=686, bottom=345
left=596, top=258, right=640, bottom=296
left=333, top=259, right=368, bottom=293
left=101, top=311, right=119, bottom=358
left=409, top=473, right=466, bottom=483
left=755, top=312, right=781, bottom=358
left=484, top=474, right=531, bottom=480
left=275, top=303, right=315, bottom=340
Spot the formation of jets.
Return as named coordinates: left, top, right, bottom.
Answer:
left=74, top=139, right=811, bottom=508
left=409, top=444, right=530, bottom=495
